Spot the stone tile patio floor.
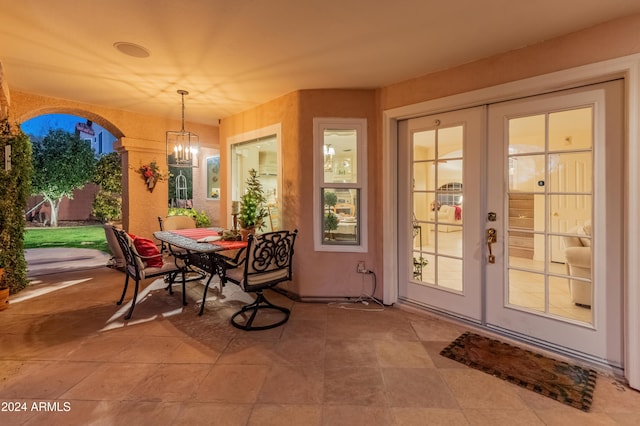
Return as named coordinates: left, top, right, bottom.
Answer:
left=1, top=259, right=640, bottom=425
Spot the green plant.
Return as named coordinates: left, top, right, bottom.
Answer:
left=92, top=152, right=122, bottom=222
left=168, top=207, right=211, bottom=228
left=92, top=191, right=121, bottom=223
left=31, top=128, right=96, bottom=227
left=238, top=168, right=268, bottom=230
left=324, top=211, right=339, bottom=239
left=0, top=117, right=33, bottom=293
left=324, top=191, right=337, bottom=210
left=413, top=256, right=429, bottom=280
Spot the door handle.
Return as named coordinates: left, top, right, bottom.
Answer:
left=487, top=228, right=497, bottom=264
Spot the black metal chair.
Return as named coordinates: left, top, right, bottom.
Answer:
left=111, top=226, right=187, bottom=320
left=221, top=229, right=298, bottom=331
left=157, top=215, right=197, bottom=252
left=157, top=215, right=206, bottom=282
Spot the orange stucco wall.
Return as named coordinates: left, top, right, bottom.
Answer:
left=380, top=13, right=640, bottom=111
left=220, top=89, right=379, bottom=299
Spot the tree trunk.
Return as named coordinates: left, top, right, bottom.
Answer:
left=44, top=196, right=61, bottom=227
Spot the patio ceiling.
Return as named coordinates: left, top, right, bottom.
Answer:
left=1, top=0, right=639, bottom=126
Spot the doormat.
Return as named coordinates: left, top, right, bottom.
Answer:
left=440, top=332, right=597, bottom=412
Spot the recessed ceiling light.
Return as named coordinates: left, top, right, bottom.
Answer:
left=113, top=42, right=150, bottom=58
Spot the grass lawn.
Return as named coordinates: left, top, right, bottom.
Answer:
left=24, top=225, right=110, bottom=253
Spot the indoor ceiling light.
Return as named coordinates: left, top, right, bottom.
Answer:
left=113, top=41, right=150, bottom=58
left=167, top=90, right=199, bottom=168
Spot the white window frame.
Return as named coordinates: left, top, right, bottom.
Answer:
left=313, top=117, right=368, bottom=252
left=227, top=123, right=282, bottom=228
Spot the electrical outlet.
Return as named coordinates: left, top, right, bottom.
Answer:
left=357, top=261, right=366, bottom=273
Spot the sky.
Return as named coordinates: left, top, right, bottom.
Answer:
left=21, top=113, right=115, bottom=154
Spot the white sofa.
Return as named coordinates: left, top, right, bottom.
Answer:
left=430, top=204, right=462, bottom=232
left=562, top=223, right=592, bottom=307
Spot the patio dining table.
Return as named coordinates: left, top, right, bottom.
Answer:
left=153, top=228, right=247, bottom=315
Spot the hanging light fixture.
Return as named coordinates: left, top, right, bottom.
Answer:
left=166, top=89, right=199, bottom=168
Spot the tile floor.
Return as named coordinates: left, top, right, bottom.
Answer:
left=1, top=266, right=640, bottom=425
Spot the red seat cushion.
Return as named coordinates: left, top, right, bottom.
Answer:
left=132, top=236, right=163, bottom=267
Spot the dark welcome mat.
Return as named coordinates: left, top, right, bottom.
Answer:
left=440, top=332, right=597, bottom=412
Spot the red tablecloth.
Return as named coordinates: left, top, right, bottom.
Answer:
left=171, top=228, right=247, bottom=250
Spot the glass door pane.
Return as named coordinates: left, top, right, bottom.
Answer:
left=412, top=124, right=463, bottom=291
left=506, top=107, right=593, bottom=324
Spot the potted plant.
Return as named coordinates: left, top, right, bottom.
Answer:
left=413, top=256, right=429, bottom=280
left=323, top=191, right=339, bottom=240
left=238, top=168, right=268, bottom=240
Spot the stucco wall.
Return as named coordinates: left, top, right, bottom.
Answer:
left=380, top=13, right=640, bottom=111
left=220, top=89, right=379, bottom=299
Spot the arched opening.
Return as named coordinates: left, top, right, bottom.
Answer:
left=21, top=113, right=120, bottom=226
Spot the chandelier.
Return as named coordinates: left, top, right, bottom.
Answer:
left=166, top=89, right=199, bottom=168
left=323, top=144, right=335, bottom=171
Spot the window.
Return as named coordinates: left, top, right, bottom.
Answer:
left=314, top=118, right=367, bottom=252
left=229, top=124, right=281, bottom=232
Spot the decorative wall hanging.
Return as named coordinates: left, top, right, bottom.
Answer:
left=136, top=161, right=166, bottom=192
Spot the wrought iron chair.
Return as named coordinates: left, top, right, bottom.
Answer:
left=157, top=215, right=196, bottom=253
left=111, top=226, right=187, bottom=320
left=221, top=229, right=298, bottom=331
left=157, top=215, right=206, bottom=283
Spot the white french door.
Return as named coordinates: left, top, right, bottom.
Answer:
left=486, top=81, right=624, bottom=366
left=398, top=107, right=484, bottom=322
left=398, top=80, right=624, bottom=366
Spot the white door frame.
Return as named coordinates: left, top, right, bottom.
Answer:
left=382, top=54, right=640, bottom=389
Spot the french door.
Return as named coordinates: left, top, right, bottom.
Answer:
left=486, top=81, right=623, bottom=366
left=399, top=80, right=624, bottom=366
left=398, top=107, right=485, bottom=322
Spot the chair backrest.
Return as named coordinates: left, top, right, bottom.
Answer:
left=159, top=215, right=196, bottom=231
left=242, top=229, right=298, bottom=291
left=104, top=224, right=125, bottom=268
left=111, top=226, right=144, bottom=278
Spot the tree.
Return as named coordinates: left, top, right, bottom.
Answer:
left=0, top=117, right=33, bottom=293
left=31, top=129, right=96, bottom=227
left=238, top=168, right=268, bottom=231
left=92, top=152, right=122, bottom=223
left=323, top=191, right=338, bottom=239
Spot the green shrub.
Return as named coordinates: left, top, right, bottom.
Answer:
left=92, top=152, right=122, bottom=222
left=92, top=191, right=121, bottom=223
left=168, top=207, right=211, bottom=228
left=0, top=117, right=33, bottom=293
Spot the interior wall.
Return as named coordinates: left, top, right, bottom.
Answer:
left=220, top=89, right=379, bottom=299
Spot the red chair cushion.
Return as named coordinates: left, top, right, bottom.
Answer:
left=132, top=236, right=163, bottom=267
